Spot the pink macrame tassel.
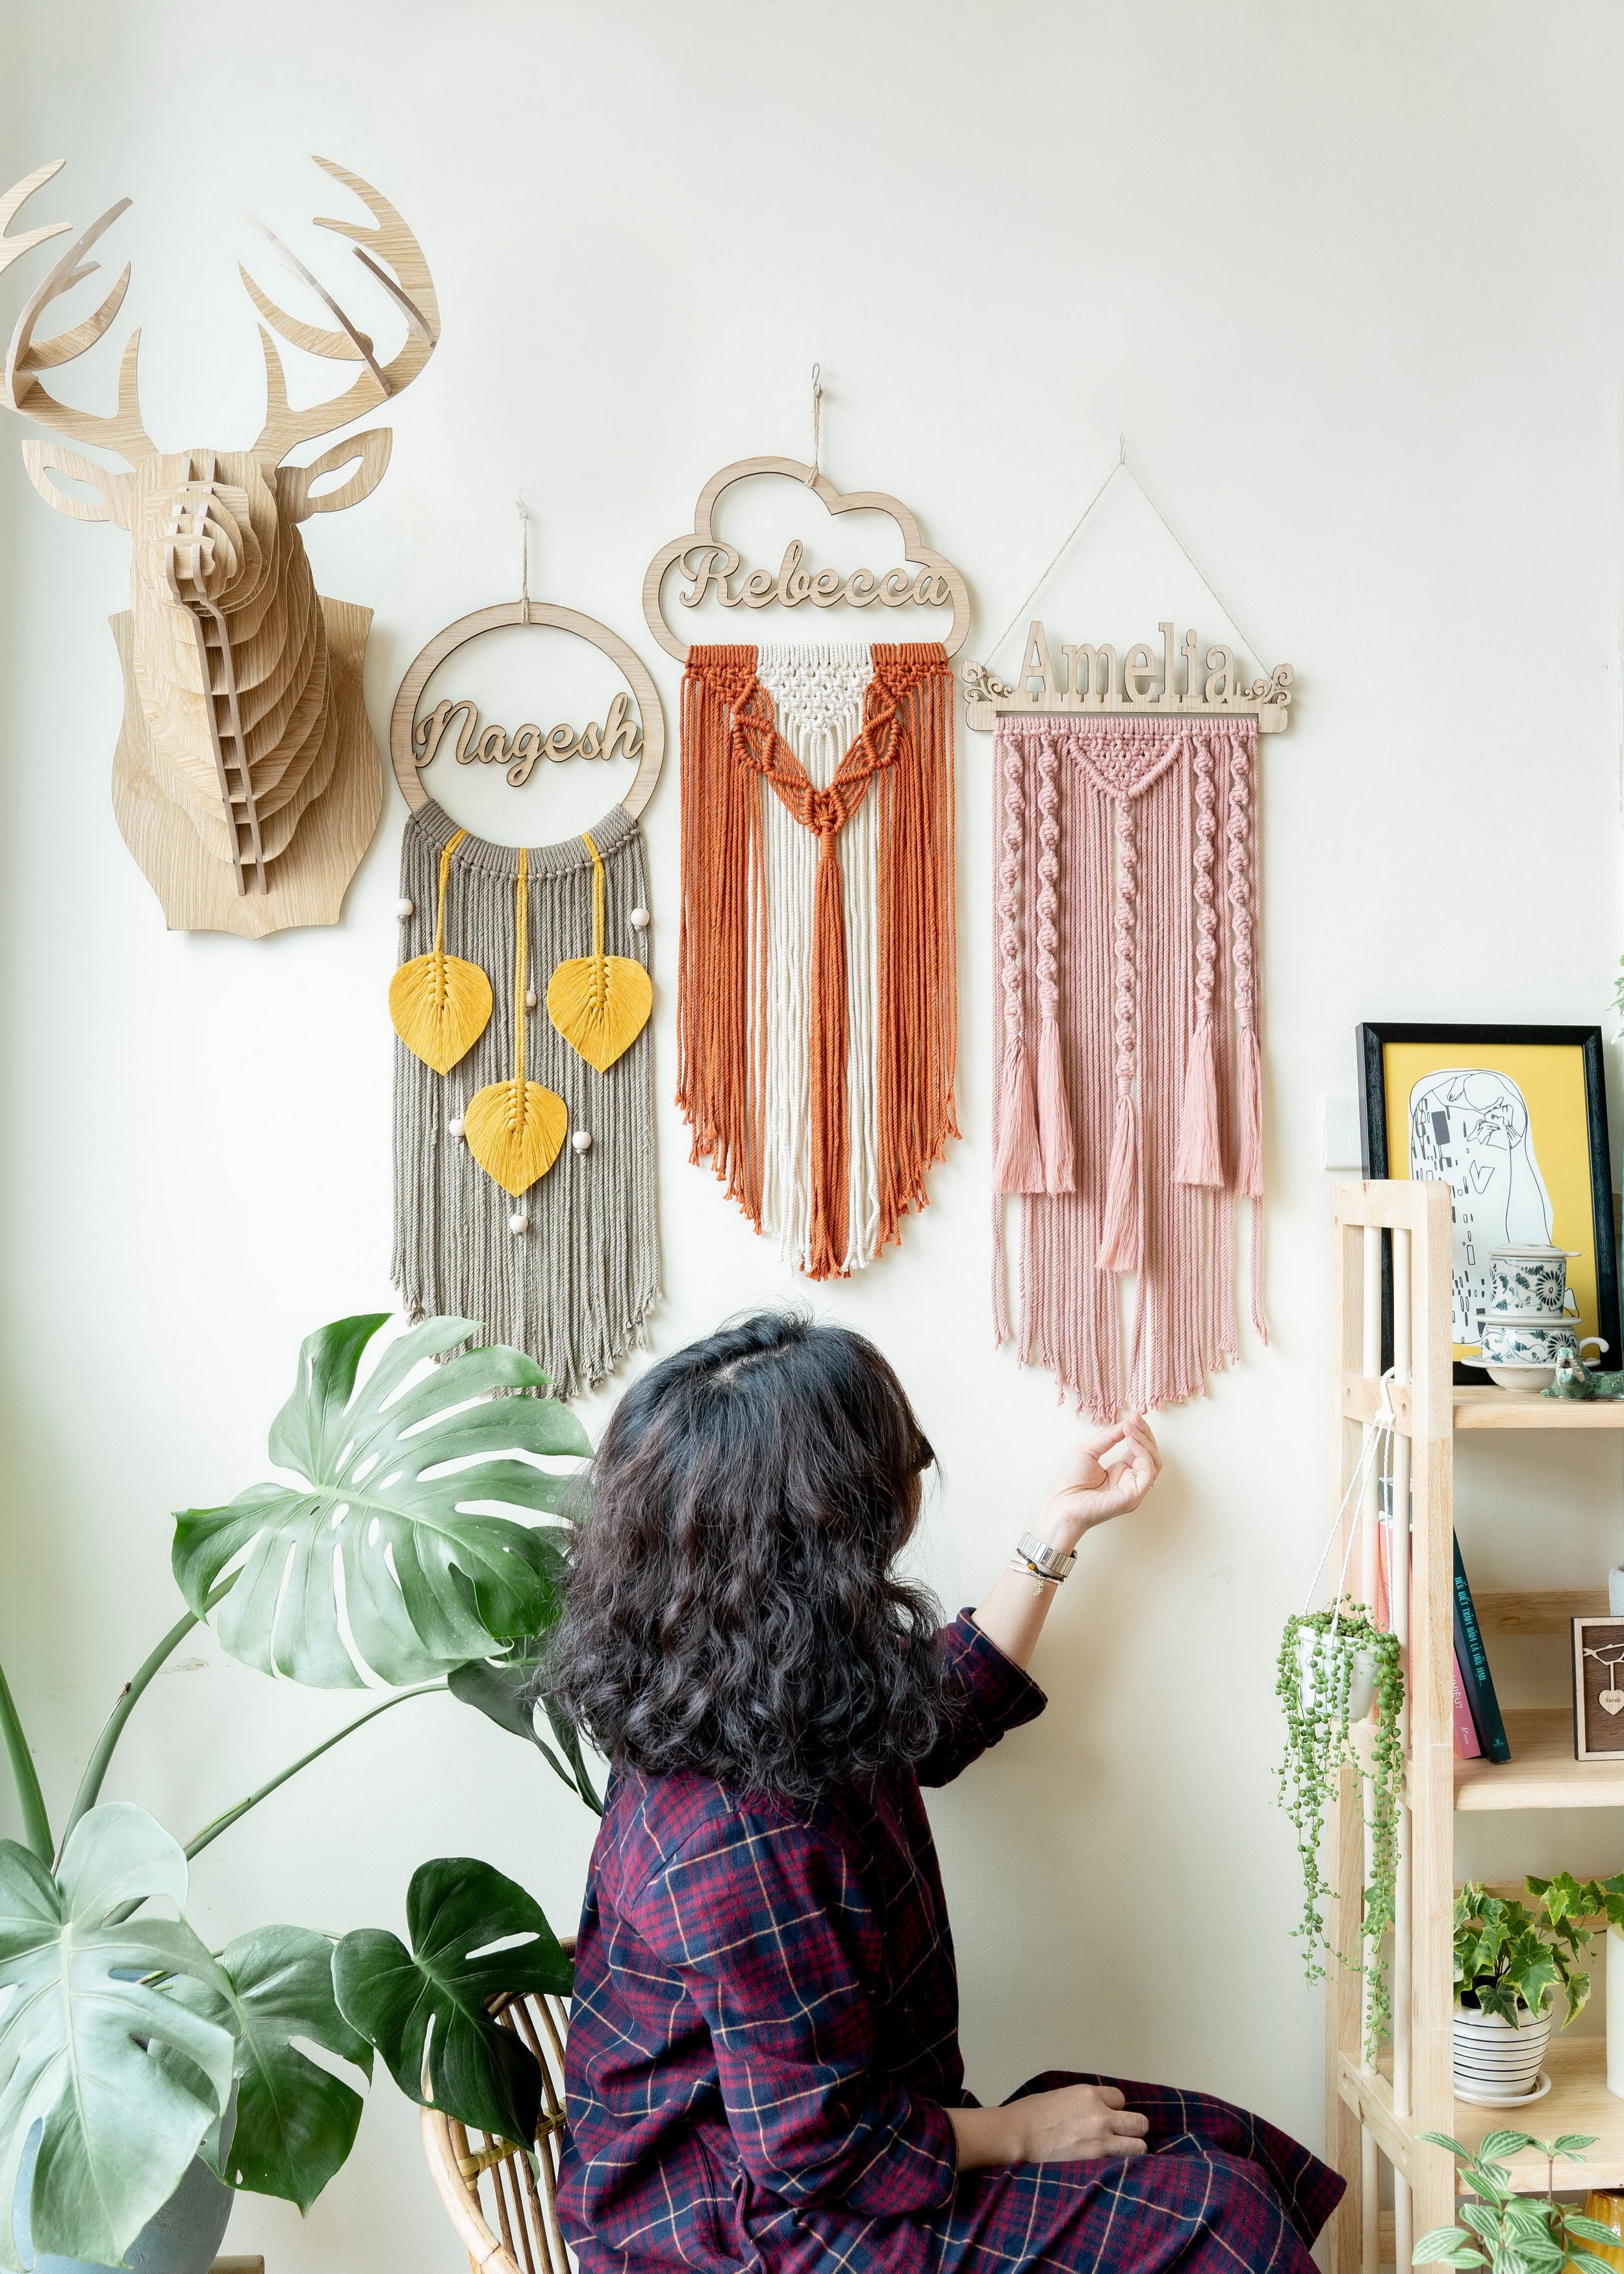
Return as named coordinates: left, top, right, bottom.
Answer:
left=1036, top=1017, right=1074, bottom=1193
left=1173, top=1020, right=1224, bottom=1187
left=994, top=1039, right=1045, bottom=1194
left=1236, top=1025, right=1263, bottom=1199
left=1098, top=1094, right=1142, bottom=1273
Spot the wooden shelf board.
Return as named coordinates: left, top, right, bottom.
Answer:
left=1455, top=1708, right=1624, bottom=1810
left=1454, top=1387, right=1624, bottom=1429
left=1453, top=2036, right=1624, bottom=2189
left=1475, top=1590, right=1610, bottom=1637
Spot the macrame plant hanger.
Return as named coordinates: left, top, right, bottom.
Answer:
left=963, top=442, right=1295, bottom=1421
left=643, top=373, right=971, bottom=1281
left=387, top=497, right=664, bottom=1398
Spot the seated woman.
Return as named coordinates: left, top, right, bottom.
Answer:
left=549, top=1314, right=1340, bottom=2274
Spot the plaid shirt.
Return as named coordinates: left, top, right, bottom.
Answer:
left=559, top=1613, right=1044, bottom=2273
left=559, top=1616, right=1341, bottom=2274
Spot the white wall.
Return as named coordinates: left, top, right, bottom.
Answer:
left=4, top=4, right=1623, bottom=2266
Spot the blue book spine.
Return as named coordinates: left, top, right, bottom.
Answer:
left=1453, top=1536, right=1511, bottom=1763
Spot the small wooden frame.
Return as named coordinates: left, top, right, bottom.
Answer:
left=642, top=455, right=970, bottom=663
left=389, top=601, right=664, bottom=823
left=961, top=618, right=1293, bottom=733
left=1572, top=1615, right=1624, bottom=1759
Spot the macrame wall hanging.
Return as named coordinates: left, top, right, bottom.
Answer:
left=388, top=522, right=663, bottom=1397
left=962, top=451, right=1295, bottom=1420
left=644, top=428, right=971, bottom=1279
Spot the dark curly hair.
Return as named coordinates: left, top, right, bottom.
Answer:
left=544, top=1312, right=953, bottom=1804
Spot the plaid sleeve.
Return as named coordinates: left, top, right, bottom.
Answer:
left=638, top=1808, right=958, bottom=2216
left=915, top=1612, right=1047, bottom=1787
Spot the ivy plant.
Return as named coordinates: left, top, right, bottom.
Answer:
left=1456, top=1875, right=1624, bottom=2026
left=0, top=1312, right=595, bottom=2273
left=1276, top=1600, right=1404, bottom=2056
left=1415, top=2129, right=1620, bottom=2274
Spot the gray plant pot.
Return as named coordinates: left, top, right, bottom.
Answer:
left=12, top=2112, right=235, bottom=2274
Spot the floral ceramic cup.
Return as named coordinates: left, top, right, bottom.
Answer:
left=1477, top=1314, right=1606, bottom=1368
left=1486, top=1246, right=1580, bottom=1318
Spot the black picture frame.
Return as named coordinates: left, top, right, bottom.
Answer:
left=1356, top=1022, right=1620, bottom=1386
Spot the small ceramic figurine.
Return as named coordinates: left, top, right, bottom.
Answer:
left=1543, top=1349, right=1624, bottom=1400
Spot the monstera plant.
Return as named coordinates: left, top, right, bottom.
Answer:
left=0, top=1313, right=590, bottom=2272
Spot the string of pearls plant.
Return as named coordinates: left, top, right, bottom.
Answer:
left=1276, top=1600, right=1405, bottom=2057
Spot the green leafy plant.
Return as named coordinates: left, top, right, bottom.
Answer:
left=0, top=1312, right=594, bottom=2271
left=1415, top=2128, right=1619, bottom=2274
left=1456, top=1876, right=1624, bottom=2027
left=1275, top=1600, right=1404, bottom=2054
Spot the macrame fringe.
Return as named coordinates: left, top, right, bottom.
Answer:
left=678, top=641, right=956, bottom=1279
left=1173, top=1020, right=1224, bottom=1188
left=993, top=1039, right=1044, bottom=1194
left=1236, top=1024, right=1264, bottom=1199
left=1097, top=1093, right=1142, bottom=1273
left=1036, top=1017, right=1074, bottom=1194
left=392, top=801, right=659, bottom=1399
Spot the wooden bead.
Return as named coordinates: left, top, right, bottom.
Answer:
left=572, top=1129, right=592, bottom=1154
left=630, top=906, right=650, bottom=930
left=508, top=1207, right=529, bottom=1234
left=397, top=897, right=415, bottom=920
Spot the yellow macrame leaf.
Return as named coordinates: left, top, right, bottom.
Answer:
left=546, top=954, right=653, bottom=1073
left=464, top=1078, right=568, bottom=1197
left=389, top=952, right=494, bottom=1075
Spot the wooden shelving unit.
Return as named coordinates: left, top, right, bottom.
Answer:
left=1326, top=1183, right=1624, bottom=2273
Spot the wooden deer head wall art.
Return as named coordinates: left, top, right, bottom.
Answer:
left=0, top=157, right=439, bottom=938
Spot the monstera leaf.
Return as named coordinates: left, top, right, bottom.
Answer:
left=333, top=1857, right=571, bottom=2147
left=185, top=1927, right=373, bottom=2212
left=450, top=1635, right=603, bottom=1813
left=172, top=1314, right=590, bottom=1688
left=0, top=1805, right=236, bottom=2274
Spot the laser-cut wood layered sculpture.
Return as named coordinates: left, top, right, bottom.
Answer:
left=0, top=159, right=438, bottom=937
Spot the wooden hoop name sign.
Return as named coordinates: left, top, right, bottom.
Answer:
left=389, top=600, right=664, bottom=818
left=642, top=455, right=970, bottom=661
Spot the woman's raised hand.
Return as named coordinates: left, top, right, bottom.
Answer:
left=1040, top=1415, right=1161, bottom=1551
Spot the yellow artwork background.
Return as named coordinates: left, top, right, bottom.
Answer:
left=1382, top=1041, right=1599, bottom=1361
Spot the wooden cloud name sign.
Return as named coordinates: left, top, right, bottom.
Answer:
left=963, top=619, right=1294, bottom=732
left=642, top=455, right=970, bottom=659
left=0, top=157, right=438, bottom=938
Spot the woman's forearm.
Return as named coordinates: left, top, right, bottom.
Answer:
left=971, top=1560, right=1063, bottom=1671
left=946, top=2103, right=1022, bottom=2171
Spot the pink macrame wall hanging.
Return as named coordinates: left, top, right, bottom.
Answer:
left=989, top=713, right=1265, bottom=1420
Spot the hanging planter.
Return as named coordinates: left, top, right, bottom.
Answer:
left=1276, top=1600, right=1404, bottom=2055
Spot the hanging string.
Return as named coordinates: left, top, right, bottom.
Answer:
left=985, top=437, right=1280, bottom=679
left=517, top=489, right=533, bottom=626
left=1299, top=1370, right=1397, bottom=1631
left=806, top=363, right=822, bottom=486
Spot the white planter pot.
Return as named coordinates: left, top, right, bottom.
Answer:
left=1297, top=1629, right=1378, bottom=1724
left=1453, top=2004, right=1553, bottom=2103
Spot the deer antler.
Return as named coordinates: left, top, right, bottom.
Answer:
left=0, top=162, right=151, bottom=461
left=245, top=157, right=438, bottom=466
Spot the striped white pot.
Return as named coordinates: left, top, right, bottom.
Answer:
left=1453, top=2004, right=1553, bottom=2101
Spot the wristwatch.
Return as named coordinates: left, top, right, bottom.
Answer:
left=1015, top=1530, right=1076, bottom=1582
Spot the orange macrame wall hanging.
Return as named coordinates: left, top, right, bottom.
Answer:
left=645, top=456, right=971, bottom=1281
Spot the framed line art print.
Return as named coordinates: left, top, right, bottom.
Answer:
left=1572, top=1615, right=1624, bottom=1760
left=1357, top=1023, right=1621, bottom=1381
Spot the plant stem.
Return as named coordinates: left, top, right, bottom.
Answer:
left=61, top=1576, right=240, bottom=1852
left=183, top=1683, right=444, bottom=1862
left=0, top=1652, right=53, bottom=1863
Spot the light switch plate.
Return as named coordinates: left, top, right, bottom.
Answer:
left=1323, top=1095, right=1364, bottom=1173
